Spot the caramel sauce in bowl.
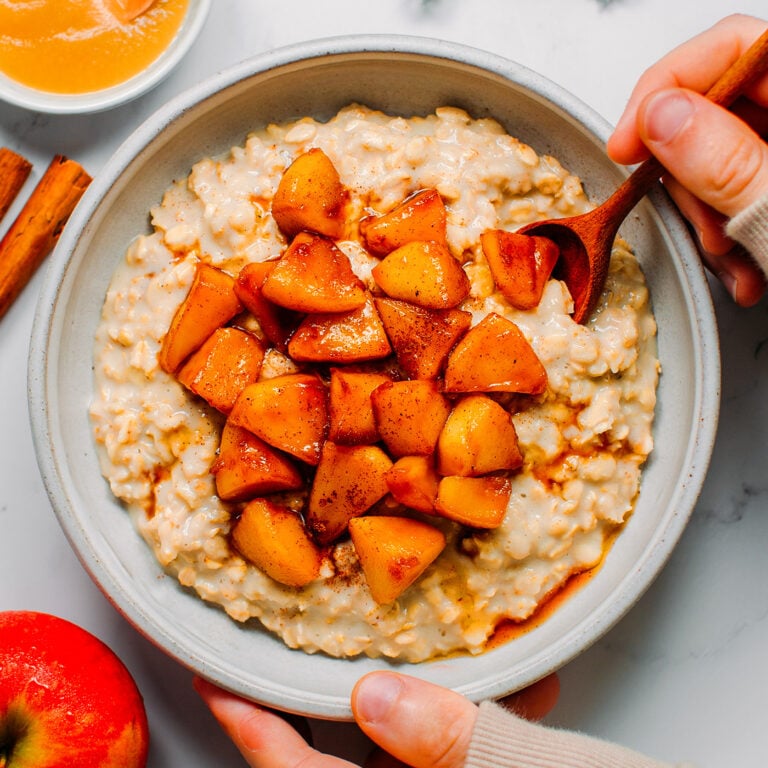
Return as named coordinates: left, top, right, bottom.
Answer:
left=483, top=524, right=621, bottom=663
left=487, top=568, right=599, bottom=650
left=0, top=0, right=210, bottom=113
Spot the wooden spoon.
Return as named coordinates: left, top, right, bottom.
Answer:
left=518, top=28, right=768, bottom=324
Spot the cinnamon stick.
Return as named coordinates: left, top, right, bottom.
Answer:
left=0, top=154, right=91, bottom=320
left=0, top=147, right=32, bottom=222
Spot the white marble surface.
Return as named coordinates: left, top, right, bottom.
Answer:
left=1, top=1, right=767, bottom=766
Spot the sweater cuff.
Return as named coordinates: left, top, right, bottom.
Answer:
left=465, top=701, right=688, bottom=768
left=725, top=191, right=768, bottom=277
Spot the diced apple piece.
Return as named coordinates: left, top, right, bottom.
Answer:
left=287, top=294, right=392, bottom=363
left=371, top=240, right=470, bottom=309
left=434, top=475, right=512, bottom=529
left=159, top=263, right=242, bottom=373
left=261, top=232, right=366, bottom=313
left=211, top=422, right=303, bottom=501
left=234, top=261, right=301, bottom=351
left=481, top=230, right=559, bottom=310
left=360, top=188, right=448, bottom=256
left=177, top=327, right=265, bottom=414
left=271, top=148, right=346, bottom=239
left=436, top=395, right=523, bottom=476
left=371, top=380, right=450, bottom=457
left=384, top=455, right=439, bottom=513
left=375, top=297, right=471, bottom=379
left=232, top=499, right=322, bottom=588
left=229, top=373, right=328, bottom=465
left=328, top=369, right=392, bottom=444
left=349, top=516, right=446, bottom=604
left=306, top=442, right=393, bottom=545
left=443, top=313, right=547, bottom=395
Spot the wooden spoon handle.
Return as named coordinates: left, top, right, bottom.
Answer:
left=604, top=27, right=768, bottom=222
left=706, top=28, right=768, bottom=107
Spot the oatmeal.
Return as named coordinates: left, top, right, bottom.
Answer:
left=90, top=105, right=658, bottom=662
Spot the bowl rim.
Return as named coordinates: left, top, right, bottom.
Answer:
left=0, top=0, right=211, bottom=114
left=28, top=33, right=721, bottom=719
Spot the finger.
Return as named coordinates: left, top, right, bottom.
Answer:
left=194, top=677, right=353, bottom=768
left=608, top=14, right=768, bottom=164
left=359, top=672, right=561, bottom=768
left=637, top=87, right=768, bottom=219
left=352, top=672, right=478, bottom=768
left=660, top=178, right=766, bottom=304
left=497, top=673, right=560, bottom=722
left=662, top=177, right=734, bottom=256
left=705, top=245, right=767, bottom=306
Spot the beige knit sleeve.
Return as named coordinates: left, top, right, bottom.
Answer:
left=725, top=191, right=768, bottom=277
left=465, top=701, right=693, bottom=768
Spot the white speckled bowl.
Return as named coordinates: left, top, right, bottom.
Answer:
left=0, top=0, right=210, bottom=114
left=28, top=36, right=720, bottom=720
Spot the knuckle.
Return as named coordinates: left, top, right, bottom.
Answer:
left=427, top=713, right=474, bottom=768
left=292, top=752, right=323, bottom=768
left=709, top=134, right=768, bottom=213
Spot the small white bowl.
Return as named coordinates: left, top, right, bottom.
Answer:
left=29, top=35, right=720, bottom=720
left=0, top=0, right=210, bottom=114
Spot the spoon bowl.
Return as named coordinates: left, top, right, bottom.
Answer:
left=521, top=28, right=768, bottom=323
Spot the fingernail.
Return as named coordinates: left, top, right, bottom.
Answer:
left=643, top=90, right=695, bottom=144
left=355, top=673, right=404, bottom=724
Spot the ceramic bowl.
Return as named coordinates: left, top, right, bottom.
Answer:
left=0, top=0, right=210, bottom=114
left=28, top=35, right=720, bottom=720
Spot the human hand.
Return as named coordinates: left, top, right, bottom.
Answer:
left=607, top=13, right=768, bottom=306
left=194, top=671, right=559, bottom=768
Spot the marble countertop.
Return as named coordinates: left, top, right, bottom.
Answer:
left=1, top=2, right=766, bottom=766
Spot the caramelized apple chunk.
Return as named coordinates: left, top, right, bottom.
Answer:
left=481, top=230, right=559, bottom=310
left=261, top=232, right=366, bottom=313
left=384, top=455, right=440, bottom=513
left=177, top=327, right=265, bottom=414
left=443, top=313, right=547, bottom=394
left=211, top=422, right=303, bottom=502
left=371, top=380, right=451, bottom=458
left=229, top=373, right=328, bottom=465
left=271, top=148, right=346, bottom=239
left=349, top=515, right=446, bottom=604
left=436, top=395, right=523, bottom=477
left=375, top=297, right=471, bottom=379
left=232, top=499, right=322, bottom=588
left=306, top=442, right=393, bottom=545
left=360, top=188, right=447, bottom=255
left=371, top=240, right=470, bottom=309
left=434, top=475, right=512, bottom=529
left=234, top=261, right=301, bottom=351
left=328, top=368, right=392, bottom=444
left=159, top=262, right=242, bottom=374
left=287, top=294, right=392, bottom=363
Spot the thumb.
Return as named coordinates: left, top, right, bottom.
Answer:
left=352, top=672, right=477, bottom=768
left=637, top=87, right=768, bottom=218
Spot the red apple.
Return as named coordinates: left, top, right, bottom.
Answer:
left=0, top=611, right=149, bottom=767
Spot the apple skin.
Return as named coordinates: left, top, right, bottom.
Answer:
left=0, top=611, right=149, bottom=768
